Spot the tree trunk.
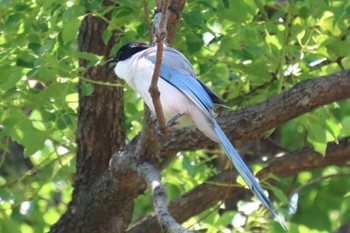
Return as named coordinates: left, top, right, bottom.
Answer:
left=50, top=10, right=126, bottom=233
left=50, top=1, right=186, bottom=232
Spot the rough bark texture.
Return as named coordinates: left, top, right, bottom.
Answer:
left=76, top=15, right=125, bottom=182
left=50, top=8, right=126, bottom=233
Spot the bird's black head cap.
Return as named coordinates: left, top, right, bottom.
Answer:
left=111, top=42, right=150, bottom=63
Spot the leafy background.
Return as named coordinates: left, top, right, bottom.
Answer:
left=0, top=0, right=350, bottom=232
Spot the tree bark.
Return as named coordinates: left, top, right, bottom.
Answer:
left=50, top=9, right=126, bottom=233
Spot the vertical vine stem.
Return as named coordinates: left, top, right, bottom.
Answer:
left=148, top=0, right=171, bottom=137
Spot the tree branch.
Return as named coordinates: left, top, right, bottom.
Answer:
left=149, top=0, right=171, bottom=137
left=289, top=172, right=350, bottom=197
left=127, top=137, right=350, bottom=232
left=53, top=68, right=350, bottom=232
left=72, top=69, right=349, bottom=232
left=137, top=163, right=192, bottom=233
left=161, top=69, right=350, bottom=154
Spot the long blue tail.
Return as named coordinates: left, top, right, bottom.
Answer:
left=212, top=120, right=287, bottom=229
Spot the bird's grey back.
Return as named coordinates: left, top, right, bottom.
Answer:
left=140, top=47, right=227, bottom=106
left=141, top=46, right=197, bottom=77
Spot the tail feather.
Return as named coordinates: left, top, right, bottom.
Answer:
left=212, top=120, right=287, bottom=230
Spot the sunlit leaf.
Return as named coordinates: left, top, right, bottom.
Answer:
left=62, top=19, right=80, bottom=45
left=307, top=124, right=327, bottom=156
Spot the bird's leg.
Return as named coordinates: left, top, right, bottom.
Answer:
left=166, top=113, right=184, bottom=127
left=154, top=113, right=184, bottom=136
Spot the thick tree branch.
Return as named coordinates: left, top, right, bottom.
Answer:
left=161, top=70, right=350, bottom=154
left=127, top=137, right=350, bottom=232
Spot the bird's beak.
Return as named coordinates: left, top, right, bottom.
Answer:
left=106, top=57, right=118, bottom=71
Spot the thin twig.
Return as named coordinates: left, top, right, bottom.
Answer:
left=143, top=0, right=153, bottom=44
left=290, top=172, right=350, bottom=197
left=186, top=177, right=233, bottom=230
left=148, top=0, right=171, bottom=137
left=79, top=76, right=122, bottom=87
left=156, top=0, right=162, bottom=11
left=137, top=162, right=192, bottom=233
left=0, top=152, right=71, bottom=189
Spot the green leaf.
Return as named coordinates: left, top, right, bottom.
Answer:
left=6, top=113, right=48, bottom=156
left=325, top=39, right=350, bottom=57
left=16, top=53, right=36, bottom=68
left=236, top=175, right=248, bottom=189
left=265, top=34, right=282, bottom=50
left=340, top=116, right=350, bottom=137
left=102, top=29, right=112, bottom=45
left=212, top=64, right=229, bottom=80
left=185, top=33, right=203, bottom=53
left=325, top=118, right=341, bottom=142
left=0, top=68, right=22, bottom=91
left=307, top=124, right=327, bottom=156
left=28, top=42, right=41, bottom=53
left=76, top=52, right=100, bottom=67
left=183, top=10, right=204, bottom=27
left=62, top=19, right=80, bottom=44
left=221, top=0, right=229, bottom=9
left=182, top=155, right=195, bottom=177
left=62, top=5, right=84, bottom=24
left=270, top=186, right=289, bottom=205
left=80, top=83, right=94, bottom=96
left=37, top=66, right=57, bottom=82
left=218, top=0, right=257, bottom=23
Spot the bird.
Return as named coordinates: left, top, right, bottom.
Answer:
left=107, top=41, right=287, bottom=229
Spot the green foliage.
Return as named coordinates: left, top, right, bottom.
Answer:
left=0, top=0, right=350, bottom=232
left=0, top=0, right=84, bottom=231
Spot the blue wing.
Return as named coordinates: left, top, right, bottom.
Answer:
left=159, top=64, right=216, bottom=120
